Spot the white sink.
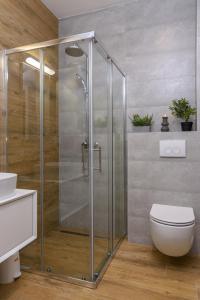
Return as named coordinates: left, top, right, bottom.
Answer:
left=0, top=173, right=17, bottom=200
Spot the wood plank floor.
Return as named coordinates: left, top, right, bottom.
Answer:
left=21, top=230, right=108, bottom=279
left=1, top=240, right=200, bottom=300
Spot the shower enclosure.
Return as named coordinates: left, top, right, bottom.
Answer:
left=1, top=31, right=126, bottom=287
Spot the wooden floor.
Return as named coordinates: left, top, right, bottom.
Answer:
left=21, top=230, right=108, bottom=279
left=1, top=240, right=200, bottom=300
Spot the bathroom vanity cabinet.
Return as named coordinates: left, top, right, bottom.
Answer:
left=0, top=190, right=37, bottom=263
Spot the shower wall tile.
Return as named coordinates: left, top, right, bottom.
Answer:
left=125, top=50, right=195, bottom=81
left=60, top=0, right=196, bottom=133
left=125, top=20, right=195, bottom=56
left=124, top=0, right=196, bottom=29
left=59, top=111, right=86, bottom=135
left=127, top=76, right=196, bottom=108
left=59, top=0, right=199, bottom=252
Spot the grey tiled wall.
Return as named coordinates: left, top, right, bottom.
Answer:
left=128, top=132, right=200, bottom=253
left=197, top=0, right=200, bottom=130
left=59, top=0, right=200, bottom=253
left=60, top=0, right=196, bottom=132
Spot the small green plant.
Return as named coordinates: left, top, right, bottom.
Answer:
left=169, top=98, right=196, bottom=122
left=130, top=114, right=153, bottom=126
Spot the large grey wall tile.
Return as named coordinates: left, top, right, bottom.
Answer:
left=125, top=50, right=195, bottom=82
left=128, top=132, right=200, bottom=161
left=59, top=0, right=199, bottom=253
left=128, top=160, right=200, bottom=193
left=128, top=188, right=200, bottom=222
left=128, top=215, right=152, bottom=244
left=124, top=0, right=196, bottom=30
left=197, top=0, right=200, bottom=130
left=125, top=20, right=195, bottom=57
left=127, top=76, right=195, bottom=108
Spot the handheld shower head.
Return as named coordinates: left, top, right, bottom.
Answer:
left=75, top=73, right=87, bottom=93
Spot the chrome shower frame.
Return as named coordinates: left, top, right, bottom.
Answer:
left=2, top=31, right=127, bottom=288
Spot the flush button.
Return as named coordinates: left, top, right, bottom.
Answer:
left=173, top=148, right=180, bottom=155
left=160, top=140, right=186, bottom=157
left=165, top=148, right=171, bottom=155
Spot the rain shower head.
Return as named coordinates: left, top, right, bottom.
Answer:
left=65, top=44, right=84, bottom=57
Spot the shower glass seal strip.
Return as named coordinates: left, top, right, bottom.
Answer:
left=2, top=31, right=127, bottom=288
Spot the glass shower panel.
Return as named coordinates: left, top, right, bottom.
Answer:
left=6, top=50, right=41, bottom=270
left=3, top=32, right=126, bottom=287
left=92, top=44, right=111, bottom=276
left=43, top=41, right=91, bottom=280
left=112, top=63, right=126, bottom=248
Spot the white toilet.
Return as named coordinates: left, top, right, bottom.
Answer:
left=150, top=204, right=195, bottom=257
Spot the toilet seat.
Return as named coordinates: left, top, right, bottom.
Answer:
left=151, top=216, right=195, bottom=227
left=150, top=204, right=195, bottom=227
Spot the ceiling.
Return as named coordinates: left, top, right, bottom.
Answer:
left=41, top=0, right=122, bottom=19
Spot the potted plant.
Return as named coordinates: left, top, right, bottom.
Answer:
left=129, top=114, right=153, bottom=132
left=169, top=98, right=196, bottom=131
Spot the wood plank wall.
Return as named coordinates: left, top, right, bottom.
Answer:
left=0, top=0, right=59, bottom=269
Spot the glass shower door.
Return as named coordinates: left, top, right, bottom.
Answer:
left=43, top=41, right=91, bottom=280
left=92, top=43, right=112, bottom=277
left=112, top=63, right=126, bottom=248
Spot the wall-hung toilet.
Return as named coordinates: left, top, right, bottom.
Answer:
left=150, top=204, right=195, bottom=257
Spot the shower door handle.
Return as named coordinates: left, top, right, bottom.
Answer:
left=93, top=142, right=102, bottom=172
left=81, top=141, right=88, bottom=171
left=81, top=142, right=102, bottom=172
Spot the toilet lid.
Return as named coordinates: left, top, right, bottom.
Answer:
left=150, top=204, right=195, bottom=225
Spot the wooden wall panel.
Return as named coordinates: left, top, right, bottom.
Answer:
left=0, top=0, right=57, bottom=49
